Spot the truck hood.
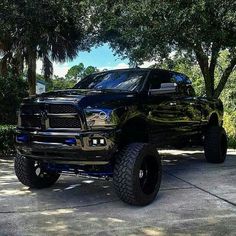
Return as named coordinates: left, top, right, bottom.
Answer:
left=23, top=89, right=138, bottom=108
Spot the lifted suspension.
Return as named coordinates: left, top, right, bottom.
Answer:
left=43, top=162, right=113, bottom=179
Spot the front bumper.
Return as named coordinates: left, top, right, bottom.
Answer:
left=16, top=129, right=119, bottom=164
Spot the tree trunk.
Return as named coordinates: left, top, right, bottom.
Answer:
left=27, top=49, right=37, bottom=96
left=202, top=68, right=214, bottom=98
left=0, top=54, right=10, bottom=77
left=213, top=56, right=236, bottom=98
left=194, top=49, right=214, bottom=98
left=194, top=44, right=236, bottom=99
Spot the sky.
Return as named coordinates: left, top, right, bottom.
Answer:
left=36, top=44, right=155, bottom=77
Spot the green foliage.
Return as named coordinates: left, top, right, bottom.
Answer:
left=154, top=51, right=236, bottom=105
left=47, top=63, right=98, bottom=91
left=92, top=0, right=236, bottom=98
left=47, top=76, right=76, bottom=91
left=0, top=125, right=16, bottom=155
left=221, top=77, right=236, bottom=112
left=65, top=63, right=98, bottom=81
left=217, top=51, right=236, bottom=112
left=153, top=55, right=205, bottom=96
left=66, top=63, right=86, bottom=81
left=83, top=66, right=99, bottom=77
left=0, top=73, right=28, bottom=124
left=224, top=112, right=236, bottom=149
left=93, top=0, right=236, bottom=60
left=0, top=0, right=94, bottom=94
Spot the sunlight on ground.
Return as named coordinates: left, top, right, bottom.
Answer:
left=107, top=217, right=125, bottom=223
left=64, top=184, right=81, bottom=190
left=41, top=209, right=74, bottom=216
left=227, top=149, right=236, bottom=155
left=45, top=221, right=68, bottom=232
left=0, top=188, right=34, bottom=197
left=52, top=188, right=62, bottom=192
left=141, top=226, right=165, bottom=236
left=0, top=175, right=17, bottom=181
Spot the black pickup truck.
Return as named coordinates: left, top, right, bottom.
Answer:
left=15, top=68, right=228, bottom=206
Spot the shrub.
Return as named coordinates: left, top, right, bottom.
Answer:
left=0, top=125, right=16, bottom=156
left=0, top=73, right=28, bottom=125
left=223, top=112, right=236, bottom=149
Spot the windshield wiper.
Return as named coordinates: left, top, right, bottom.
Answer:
left=96, top=88, right=132, bottom=93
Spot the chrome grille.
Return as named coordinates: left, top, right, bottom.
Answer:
left=20, top=103, right=82, bottom=130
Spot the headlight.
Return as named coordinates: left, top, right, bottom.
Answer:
left=84, top=108, right=114, bottom=127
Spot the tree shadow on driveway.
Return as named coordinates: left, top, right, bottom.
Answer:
left=0, top=150, right=236, bottom=235
left=0, top=149, right=235, bottom=211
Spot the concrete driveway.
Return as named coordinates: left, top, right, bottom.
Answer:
left=0, top=149, right=236, bottom=236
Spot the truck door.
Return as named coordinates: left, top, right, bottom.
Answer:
left=145, top=70, right=183, bottom=146
left=170, top=73, right=202, bottom=143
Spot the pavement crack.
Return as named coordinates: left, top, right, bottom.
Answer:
left=0, top=199, right=119, bottom=214
left=161, top=187, right=195, bottom=191
left=164, top=170, right=236, bottom=207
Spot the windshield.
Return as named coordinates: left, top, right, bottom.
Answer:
left=73, top=70, right=147, bottom=91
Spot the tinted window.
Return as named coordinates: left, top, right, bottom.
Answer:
left=73, top=71, right=147, bottom=91
left=148, top=71, right=171, bottom=89
left=170, top=73, right=191, bottom=84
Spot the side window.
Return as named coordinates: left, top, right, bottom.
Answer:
left=170, top=73, right=194, bottom=95
left=170, top=73, right=191, bottom=84
left=148, top=71, right=171, bottom=89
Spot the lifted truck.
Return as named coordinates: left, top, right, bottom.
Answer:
left=15, top=68, right=228, bottom=206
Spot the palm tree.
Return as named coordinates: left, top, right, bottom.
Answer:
left=1, top=0, right=92, bottom=95
left=0, top=38, right=24, bottom=78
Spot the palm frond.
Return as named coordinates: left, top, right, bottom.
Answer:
left=42, top=55, right=53, bottom=81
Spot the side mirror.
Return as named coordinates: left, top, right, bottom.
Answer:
left=149, top=83, right=177, bottom=96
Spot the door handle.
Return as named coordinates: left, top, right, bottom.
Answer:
left=169, top=102, right=177, bottom=106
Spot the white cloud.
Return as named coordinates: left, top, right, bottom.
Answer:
left=36, top=60, right=43, bottom=74
left=53, top=62, right=70, bottom=77
left=140, top=61, right=157, bottom=68
left=98, top=61, right=159, bottom=71
left=98, top=62, right=129, bottom=71
left=36, top=60, right=69, bottom=78
left=36, top=59, right=159, bottom=79
left=113, top=63, right=129, bottom=69
left=97, top=61, right=158, bottom=71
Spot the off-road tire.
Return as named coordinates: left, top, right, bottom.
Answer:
left=14, top=154, right=60, bottom=188
left=204, top=126, right=228, bottom=163
left=113, top=143, right=162, bottom=206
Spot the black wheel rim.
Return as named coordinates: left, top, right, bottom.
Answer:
left=139, top=155, right=159, bottom=195
left=34, top=162, right=52, bottom=179
left=34, top=162, right=45, bottom=178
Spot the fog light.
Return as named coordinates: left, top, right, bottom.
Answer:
left=65, top=138, right=77, bottom=146
left=92, top=139, right=98, bottom=145
left=16, top=134, right=29, bottom=143
left=100, top=139, right=105, bottom=145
